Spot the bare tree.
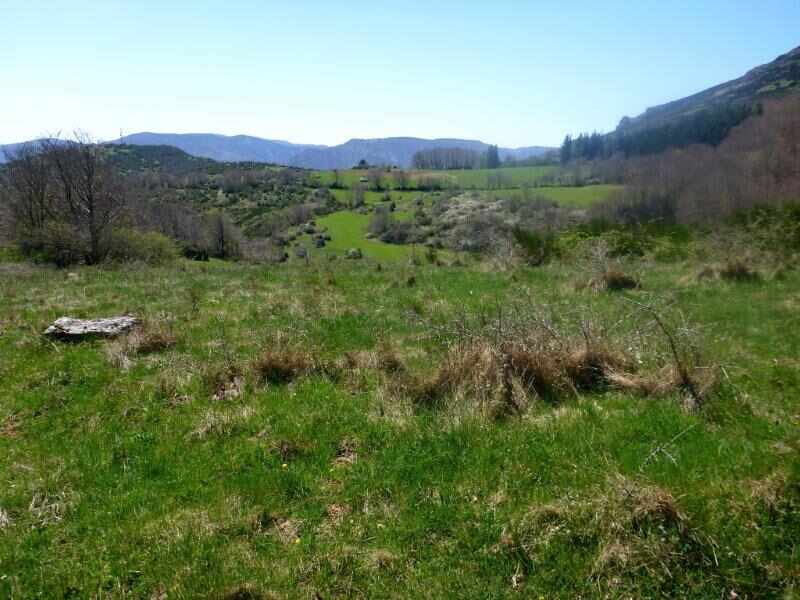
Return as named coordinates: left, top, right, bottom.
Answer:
left=2, top=142, right=54, bottom=233
left=43, top=135, right=128, bottom=264
left=393, top=169, right=409, bottom=190
left=351, top=184, right=366, bottom=209
left=207, top=211, right=242, bottom=259
left=367, top=168, right=383, bottom=191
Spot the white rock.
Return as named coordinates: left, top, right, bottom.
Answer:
left=44, top=316, right=139, bottom=339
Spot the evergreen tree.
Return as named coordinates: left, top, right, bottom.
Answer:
left=484, top=144, right=501, bottom=169
left=560, top=135, right=573, bottom=164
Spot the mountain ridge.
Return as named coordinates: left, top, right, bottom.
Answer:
left=618, top=45, right=800, bottom=133
left=112, top=133, right=553, bottom=169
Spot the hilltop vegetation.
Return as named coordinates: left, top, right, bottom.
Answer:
left=620, top=46, right=800, bottom=133
left=561, top=45, right=800, bottom=162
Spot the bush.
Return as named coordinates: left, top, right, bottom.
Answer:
left=18, top=222, right=86, bottom=268
left=107, top=229, right=179, bottom=265
left=604, top=228, right=653, bottom=257
left=512, top=227, right=560, bottom=266
left=720, top=259, right=761, bottom=282
left=380, top=221, right=417, bottom=245
left=601, top=268, right=640, bottom=291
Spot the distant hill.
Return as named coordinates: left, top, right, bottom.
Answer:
left=102, top=144, right=220, bottom=174
left=0, top=140, right=221, bottom=175
left=0, top=139, right=55, bottom=163
left=618, top=45, right=800, bottom=133
left=115, top=132, right=324, bottom=166
left=112, top=133, right=553, bottom=169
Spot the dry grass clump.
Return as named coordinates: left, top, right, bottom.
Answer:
left=252, top=511, right=302, bottom=545
left=335, top=343, right=406, bottom=392
left=217, top=584, right=273, bottom=600
left=604, top=268, right=640, bottom=291
left=205, top=364, right=246, bottom=401
left=0, top=507, right=11, bottom=529
left=269, top=439, right=310, bottom=463
left=720, top=259, right=761, bottom=282
left=391, top=303, right=714, bottom=414
left=0, top=413, right=20, bottom=438
left=696, top=266, right=717, bottom=281
left=190, top=406, right=255, bottom=439
left=253, top=347, right=314, bottom=385
left=748, top=470, right=799, bottom=519
left=105, top=321, right=177, bottom=369
left=325, top=503, right=352, bottom=527
left=28, top=488, right=77, bottom=527
left=333, top=437, right=358, bottom=466
left=399, top=337, right=642, bottom=414
left=606, top=364, right=717, bottom=405
left=500, top=476, right=707, bottom=593
left=592, top=267, right=640, bottom=292
left=252, top=340, right=340, bottom=386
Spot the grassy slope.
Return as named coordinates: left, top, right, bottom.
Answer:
left=315, top=166, right=556, bottom=190
left=312, top=212, right=411, bottom=260
left=317, top=183, right=620, bottom=262
left=477, top=184, right=623, bottom=208
left=0, top=253, right=798, bottom=598
left=442, top=166, right=556, bottom=188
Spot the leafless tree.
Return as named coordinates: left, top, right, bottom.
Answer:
left=351, top=184, right=366, bottom=208
left=367, top=168, right=383, bottom=191
left=43, top=135, right=128, bottom=264
left=2, top=142, right=55, bottom=233
left=206, top=210, right=242, bottom=259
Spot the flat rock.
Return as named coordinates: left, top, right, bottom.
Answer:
left=44, top=316, right=139, bottom=339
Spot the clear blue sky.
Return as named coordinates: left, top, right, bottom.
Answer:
left=2, top=0, right=798, bottom=147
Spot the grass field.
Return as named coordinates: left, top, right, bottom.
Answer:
left=311, top=212, right=412, bottom=261
left=441, top=166, right=556, bottom=189
left=477, top=184, right=624, bottom=208
left=0, top=244, right=798, bottom=598
left=315, top=166, right=556, bottom=191
left=525, top=183, right=622, bottom=207
left=328, top=185, right=621, bottom=213
left=329, top=189, right=422, bottom=207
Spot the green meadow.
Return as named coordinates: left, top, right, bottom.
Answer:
left=1, top=239, right=798, bottom=598
left=314, top=165, right=556, bottom=190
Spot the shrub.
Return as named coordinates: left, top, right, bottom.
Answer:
left=18, top=222, right=86, bottom=267
left=601, top=268, right=640, bottom=291
left=604, top=228, right=653, bottom=257
left=512, top=227, right=559, bottom=266
left=720, top=259, right=761, bottom=282
left=253, top=346, right=336, bottom=385
left=107, top=229, right=179, bottom=265
left=380, top=221, right=417, bottom=245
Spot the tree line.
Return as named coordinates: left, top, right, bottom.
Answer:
left=589, top=96, right=799, bottom=224
left=0, top=136, right=244, bottom=266
left=411, top=144, right=501, bottom=170
left=561, top=103, right=755, bottom=163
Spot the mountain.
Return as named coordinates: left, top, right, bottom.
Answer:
left=112, top=133, right=553, bottom=169
left=0, top=134, right=553, bottom=169
left=618, top=45, right=800, bottom=133
left=0, top=139, right=55, bottom=163
left=115, top=132, right=324, bottom=165
left=103, top=144, right=220, bottom=174
left=288, top=137, right=553, bottom=169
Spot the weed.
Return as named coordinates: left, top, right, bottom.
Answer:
left=720, top=259, right=761, bottom=282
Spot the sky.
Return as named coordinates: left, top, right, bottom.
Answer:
left=2, top=0, right=799, bottom=148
